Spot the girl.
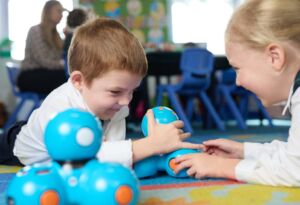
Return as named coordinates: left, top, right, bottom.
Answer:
left=175, top=0, right=300, bottom=187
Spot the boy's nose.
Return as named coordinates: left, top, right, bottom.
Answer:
left=119, top=95, right=132, bottom=106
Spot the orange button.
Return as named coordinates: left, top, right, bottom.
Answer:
left=115, top=185, right=133, bottom=205
left=169, top=158, right=178, bottom=171
left=40, top=190, right=60, bottom=205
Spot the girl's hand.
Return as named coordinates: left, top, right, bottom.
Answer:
left=202, top=139, right=244, bottom=159
left=146, top=109, right=201, bottom=155
left=174, top=153, right=239, bottom=179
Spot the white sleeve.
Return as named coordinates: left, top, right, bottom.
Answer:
left=244, top=140, right=287, bottom=160
left=235, top=147, right=300, bottom=186
left=96, top=107, right=133, bottom=167
left=96, top=140, right=133, bottom=168
left=235, top=89, right=300, bottom=187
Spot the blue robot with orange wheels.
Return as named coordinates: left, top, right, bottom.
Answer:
left=134, top=106, right=198, bottom=178
left=6, top=109, right=139, bottom=205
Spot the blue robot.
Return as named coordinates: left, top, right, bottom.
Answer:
left=141, top=106, right=179, bottom=136
left=6, top=108, right=139, bottom=205
left=45, top=108, right=102, bottom=161
left=79, top=161, right=139, bottom=205
left=134, top=106, right=198, bottom=178
left=6, top=162, right=67, bottom=205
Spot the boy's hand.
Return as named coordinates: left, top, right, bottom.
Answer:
left=174, top=153, right=240, bottom=179
left=201, top=139, right=244, bottom=159
left=146, top=110, right=201, bottom=155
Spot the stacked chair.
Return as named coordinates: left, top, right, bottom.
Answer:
left=4, top=62, right=45, bottom=130
left=156, top=48, right=225, bottom=133
left=215, top=68, right=273, bottom=129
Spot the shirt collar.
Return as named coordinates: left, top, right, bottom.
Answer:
left=282, top=82, right=295, bottom=115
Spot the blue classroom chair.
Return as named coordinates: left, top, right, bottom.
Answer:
left=3, top=62, right=45, bottom=130
left=215, top=68, right=273, bottom=129
left=156, top=48, right=225, bottom=133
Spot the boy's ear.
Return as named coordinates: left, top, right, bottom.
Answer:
left=70, top=71, right=85, bottom=90
left=265, top=43, right=285, bottom=72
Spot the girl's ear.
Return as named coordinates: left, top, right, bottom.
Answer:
left=266, top=43, right=285, bottom=73
left=70, top=71, right=85, bottom=91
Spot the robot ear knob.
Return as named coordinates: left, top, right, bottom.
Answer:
left=168, top=158, right=179, bottom=171
left=115, top=185, right=133, bottom=205
left=40, top=190, right=60, bottom=205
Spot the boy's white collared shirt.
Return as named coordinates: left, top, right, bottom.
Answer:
left=13, top=80, right=133, bottom=167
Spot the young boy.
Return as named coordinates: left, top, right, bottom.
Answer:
left=63, top=8, right=87, bottom=57
left=0, top=17, right=200, bottom=167
left=174, top=0, right=300, bottom=187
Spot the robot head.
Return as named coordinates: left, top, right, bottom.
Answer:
left=6, top=162, right=67, bottom=205
left=79, top=160, right=139, bottom=205
left=141, top=106, right=178, bottom=136
left=165, top=148, right=198, bottom=178
left=45, top=108, right=102, bottom=161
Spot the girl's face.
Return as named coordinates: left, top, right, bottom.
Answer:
left=50, top=4, right=63, bottom=25
left=74, top=70, right=143, bottom=120
left=225, top=41, right=289, bottom=107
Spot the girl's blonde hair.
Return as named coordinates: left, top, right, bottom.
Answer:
left=41, top=0, right=63, bottom=50
left=68, top=17, right=148, bottom=86
left=225, top=0, right=300, bottom=49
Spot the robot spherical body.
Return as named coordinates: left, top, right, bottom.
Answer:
left=6, top=108, right=139, bottom=205
left=6, top=162, right=67, bottom=205
left=164, top=148, right=198, bottom=177
left=141, top=106, right=179, bottom=136
left=134, top=149, right=198, bottom=178
left=44, top=108, right=102, bottom=161
left=79, top=160, right=139, bottom=205
left=135, top=106, right=198, bottom=178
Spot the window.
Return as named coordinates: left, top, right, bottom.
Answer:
left=8, top=0, right=73, bottom=60
left=170, top=0, right=243, bottom=55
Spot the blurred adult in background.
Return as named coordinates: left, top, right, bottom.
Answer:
left=17, top=0, right=67, bottom=95
left=63, top=8, right=87, bottom=56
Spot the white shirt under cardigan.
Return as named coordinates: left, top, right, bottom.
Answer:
left=13, top=80, right=133, bottom=167
left=235, top=85, right=300, bottom=187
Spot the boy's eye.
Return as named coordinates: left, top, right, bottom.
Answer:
left=110, top=90, right=121, bottom=94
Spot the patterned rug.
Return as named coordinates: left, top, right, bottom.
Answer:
left=1, top=128, right=299, bottom=205
left=137, top=129, right=300, bottom=205
left=139, top=182, right=300, bottom=205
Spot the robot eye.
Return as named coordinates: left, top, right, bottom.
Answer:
left=76, top=127, right=95, bottom=147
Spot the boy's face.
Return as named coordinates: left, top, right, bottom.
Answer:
left=73, top=70, right=143, bottom=120
left=225, top=41, right=288, bottom=107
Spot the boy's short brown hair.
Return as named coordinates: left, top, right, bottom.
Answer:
left=68, top=17, right=148, bottom=86
left=67, top=8, right=87, bottom=28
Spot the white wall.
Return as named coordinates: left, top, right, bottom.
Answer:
left=0, top=0, right=8, bottom=40
left=0, top=0, right=74, bottom=115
